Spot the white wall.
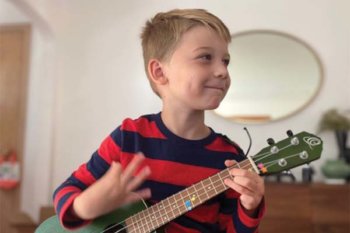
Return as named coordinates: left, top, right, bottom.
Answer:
left=1, top=0, right=56, bottom=222
left=2, top=0, right=349, bottom=222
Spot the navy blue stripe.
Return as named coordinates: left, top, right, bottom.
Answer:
left=174, top=215, right=224, bottom=233
left=219, top=196, right=235, bottom=214
left=53, top=176, right=87, bottom=201
left=86, top=151, right=110, bottom=179
left=232, top=200, right=258, bottom=233
left=56, top=192, right=74, bottom=216
left=63, top=220, right=85, bottom=228
left=139, top=180, right=220, bottom=205
left=111, top=130, right=241, bottom=170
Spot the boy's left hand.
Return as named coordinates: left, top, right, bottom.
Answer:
left=224, top=160, right=265, bottom=216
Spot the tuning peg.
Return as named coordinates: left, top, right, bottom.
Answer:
left=286, top=130, right=294, bottom=137
left=267, top=138, right=275, bottom=145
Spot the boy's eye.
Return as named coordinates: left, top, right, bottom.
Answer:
left=223, top=58, right=230, bottom=66
left=200, top=54, right=212, bottom=61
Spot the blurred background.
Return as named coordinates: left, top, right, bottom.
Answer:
left=0, top=0, right=349, bottom=232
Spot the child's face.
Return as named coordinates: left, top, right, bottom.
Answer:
left=162, top=26, right=231, bottom=111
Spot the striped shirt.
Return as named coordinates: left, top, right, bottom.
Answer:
left=53, top=113, right=264, bottom=232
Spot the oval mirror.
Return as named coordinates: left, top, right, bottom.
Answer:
left=215, top=30, right=323, bottom=123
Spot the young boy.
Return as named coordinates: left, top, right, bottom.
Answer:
left=54, top=8, right=265, bottom=233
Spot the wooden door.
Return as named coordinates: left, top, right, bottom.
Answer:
left=0, top=24, right=30, bottom=233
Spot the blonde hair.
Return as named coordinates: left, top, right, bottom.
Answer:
left=140, top=9, right=231, bottom=96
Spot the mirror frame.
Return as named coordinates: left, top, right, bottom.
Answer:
left=215, top=29, right=324, bottom=124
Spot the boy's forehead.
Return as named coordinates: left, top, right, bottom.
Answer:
left=177, top=26, right=229, bottom=50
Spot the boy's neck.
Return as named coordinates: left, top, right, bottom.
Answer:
left=160, top=109, right=210, bottom=140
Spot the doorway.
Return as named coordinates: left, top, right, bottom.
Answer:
left=0, top=24, right=30, bottom=233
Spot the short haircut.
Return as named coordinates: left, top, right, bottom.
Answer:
left=140, top=9, right=231, bottom=96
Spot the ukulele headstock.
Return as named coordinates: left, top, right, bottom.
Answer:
left=252, top=131, right=323, bottom=175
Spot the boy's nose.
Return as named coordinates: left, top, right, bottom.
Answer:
left=214, top=64, right=229, bottom=79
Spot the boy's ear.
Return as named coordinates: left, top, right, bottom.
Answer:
left=148, top=59, right=168, bottom=85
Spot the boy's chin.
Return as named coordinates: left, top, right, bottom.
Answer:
left=204, top=103, right=221, bottom=110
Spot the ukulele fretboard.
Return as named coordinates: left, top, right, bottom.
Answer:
left=125, top=160, right=254, bottom=232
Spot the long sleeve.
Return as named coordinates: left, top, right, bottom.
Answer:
left=53, top=128, right=122, bottom=229
left=218, top=189, right=265, bottom=233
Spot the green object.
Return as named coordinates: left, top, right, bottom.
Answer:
left=253, top=131, right=323, bottom=175
left=35, top=131, right=323, bottom=233
left=321, top=159, right=350, bottom=179
left=35, top=201, right=165, bottom=233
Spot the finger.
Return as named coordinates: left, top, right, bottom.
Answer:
left=126, top=166, right=151, bottom=192
left=123, top=188, right=152, bottom=205
left=239, top=194, right=260, bottom=210
left=122, top=153, right=145, bottom=182
left=229, top=168, right=258, bottom=181
left=231, top=176, right=257, bottom=192
left=224, top=178, right=255, bottom=196
left=225, top=160, right=236, bottom=167
left=105, top=161, right=122, bottom=181
left=135, top=188, right=152, bottom=200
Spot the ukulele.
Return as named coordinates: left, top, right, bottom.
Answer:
left=36, top=131, right=323, bottom=233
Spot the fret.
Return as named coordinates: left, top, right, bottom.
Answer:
left=125, top=217, right=135, bottom=233
left=216, top=172, right=227, bottom=191
left=168, top=195, right=180, bottom=217
left=158, top=200, right=168, bottom=226
left=199, top=180, right=210, bottom=199
left=182, top=187, right=193, bottom=211
left=147, top=204, right=157, bottom=224
left=163, top=198, right=172, bottom=220
left=151, top=201, right=162, bottom=229
left=162, top=199, right=171, bottom=223
left=209, top=175, right=221, bottom=195
left=144, top=206, right=155, bottom=231
left=138, top=209, right=148, bottom=232
left=202, top=177, right=216, bottom=198
left=217, top=171, right=229, bottom=193
left=178, top=189, right=189, bottom=214
left=192, top=182, right=203, bottom=205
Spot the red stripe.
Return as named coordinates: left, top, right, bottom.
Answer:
left=237, top=199, right=265, bottom=228
left=72, top=163, right=96, bottom=186
left=119, top=153, right=220, bottom=186
left=205, top=137, right=238, bottom=154
left=121, top=117, right=166, bottom=139
left=219, top=213, right=236, bottom=232
left=98, top=135, right=121, bottom=164
left=54, top=186, right=81, bottom=208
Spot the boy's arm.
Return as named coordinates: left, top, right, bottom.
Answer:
left=53, top=130, right=151, bottom=230
left=218, top=188, right=265, bottom=232
left=219, top=160, right=265, bottom=232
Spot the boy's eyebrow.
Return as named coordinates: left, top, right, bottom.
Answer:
left=193, top=46, right=230, bottom=57
left=192, top=46, right=213, bottom=52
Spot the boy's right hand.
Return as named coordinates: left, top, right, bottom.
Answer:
left=72, top=154, right=151, bottom=220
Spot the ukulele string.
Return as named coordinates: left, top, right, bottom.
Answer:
left=104, top=141, right=295, bottom=233
left=260, top=152, right=303, bottom=169
left=120, top=160, right=256, bottom=233
left=128, top=136, right=310, bottom=232
left=125, top=170, right=244, bottom=233
left=252, top=143, right=293, bottom=163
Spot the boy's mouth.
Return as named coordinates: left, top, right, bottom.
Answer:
left=205, top=85, right=226, bottom=92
